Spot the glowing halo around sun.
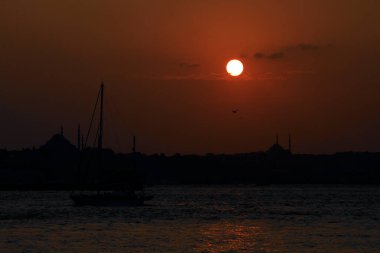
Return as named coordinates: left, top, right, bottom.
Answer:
left=226, top=59, right=244, bottom=76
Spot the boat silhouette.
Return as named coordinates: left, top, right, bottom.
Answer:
left=70, top=190, right=153, bottom=206
left=70, top=82, right=153, bottom=206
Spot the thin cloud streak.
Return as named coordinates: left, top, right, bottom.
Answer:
left=252, top=43, right=332, bottom=60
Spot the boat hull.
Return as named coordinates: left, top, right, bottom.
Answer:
left=70, top=192, right=153, bottom=206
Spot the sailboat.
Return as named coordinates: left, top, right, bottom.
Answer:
left=70, top=82, right=153, bottom=206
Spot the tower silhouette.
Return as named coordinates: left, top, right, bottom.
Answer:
left=132, top=135, right=136, bottom=153
left=77, top=124, right=81, bottom=150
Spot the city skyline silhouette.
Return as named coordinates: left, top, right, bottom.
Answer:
left=1, top=1, right=380, bottom=154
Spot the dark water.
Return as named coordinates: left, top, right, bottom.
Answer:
left=1, top=185, right=380, bottom=252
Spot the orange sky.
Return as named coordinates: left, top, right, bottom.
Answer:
left=1, top=0, right=379, bottom=154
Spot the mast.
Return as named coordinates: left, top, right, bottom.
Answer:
left=98, top=82, right=104, bottom=187
left=98, top=82, right=104, bottom=151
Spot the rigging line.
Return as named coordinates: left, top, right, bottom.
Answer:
left=84, top=86, right=101, bottom=149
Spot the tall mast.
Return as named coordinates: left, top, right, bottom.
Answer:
left=97, top=82, right=104, bottom=187
left=98, top=82, right=104, bottom=151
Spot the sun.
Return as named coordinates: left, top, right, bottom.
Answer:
left=226, top=59, right=244, bottom=77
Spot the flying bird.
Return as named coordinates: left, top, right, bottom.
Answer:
left=232, top=109, right=239, bottom=114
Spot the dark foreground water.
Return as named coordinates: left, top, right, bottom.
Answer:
left=0, top=185, right=379, bottom=253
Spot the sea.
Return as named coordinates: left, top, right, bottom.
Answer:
left=0, top=185, right=379, bottom=253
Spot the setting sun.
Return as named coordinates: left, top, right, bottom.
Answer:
left=226, top=59, right=244, bottom=76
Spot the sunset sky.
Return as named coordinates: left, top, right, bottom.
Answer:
left=1, top=0, right=379, bottom=154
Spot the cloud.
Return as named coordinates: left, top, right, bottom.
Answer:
left=296, top=43, right=320, bottom=50
left=239, top=53, right=249, bottom=59
left=253, top=71, right=288, bottom=81
left=161, top=72, right=251, bottom=81
left=162, top=62, right=205, bottom=80
left=268, top=52, right=285, bottom=59
left=179, top=63, right=200, bottom=69
left=253, top=53, right=265, bottom=59
left=253, top=43, right=331, bottom=61
left=253, top=52, right=284, bottom=60
left=287, top=43, right=335, bottom=52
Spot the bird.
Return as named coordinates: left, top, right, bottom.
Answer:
left=232, top=109, right=239, bottom=114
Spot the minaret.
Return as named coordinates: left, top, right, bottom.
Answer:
left=60, top=125, right=64, bottom=136
left=132, top=135, right=136, bottom=153
left=288, top=134, right=292, bottom=153
left=276, top=134, right=279, bottom=145
left=77, top=124, right=81, bottom=150
left=132, top=135, right=137, bottom=169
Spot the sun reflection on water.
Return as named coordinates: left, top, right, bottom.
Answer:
left=196, top=222, right=275, bottom=253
